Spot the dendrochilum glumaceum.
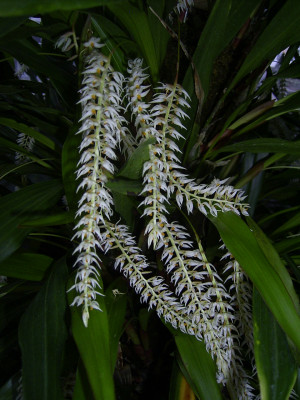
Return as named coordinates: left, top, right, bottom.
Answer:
left=72, top=39, right=253, bottom=397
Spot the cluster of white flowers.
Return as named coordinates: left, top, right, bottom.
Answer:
left=221, top=243, right=255, bottom=399
left=71, top=38, right=253, bottom=396
left=71, top=38, right=127, bottom=326
left=15, top=132, right=35, bottom=164
left=125, top=60, right=254, bottom=394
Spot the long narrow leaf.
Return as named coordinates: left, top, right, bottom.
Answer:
left=0, top=253, right=52, bottom=281
left=175, top=333, right=222, bottom=400
left=67, top=275, right=115, bottom=400
left=253, top=288, right=297, bottom=400
left=210, top=212, right=300, bottom=351
left=18, top=258, right=68, bottom=400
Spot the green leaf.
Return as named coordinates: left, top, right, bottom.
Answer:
left=0, top=0, right=122, bottom=17
left=67, top=275, right=115, bottom=400
left=253, top=288, right=297, bottom=400
left=18, top=257, right=68, bottom=400
left=72, top=361, right=95, bottom=400
left=112, top=192, right=135, bottom=229
left=228, top=101, right=275, bottom=130
left=0, top=253, right=52, bottom=281
left=117, top=137, right=155, bottom=180
left=174, top=333, right=222, bottom=400
left=183, top=0, right=261, bottom=98
left=106, top=178, right=142, bottom=195
left=108, top=2, right=161, bottom=81
left=210, top=212, right=300, bottom=351
left=234, top=91, right=300, bottom=137
left=91, top=16, right=127, bottom=72
left=0, top=179, right=63, bottom=262
left=217, top=138, right=300, bottom=156
left=247, top=217, right=299, bottom=311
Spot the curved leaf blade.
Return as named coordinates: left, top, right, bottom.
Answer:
left=0, top=253, right=52, bottom=281
left=210, top=212, right=300, bottom=351
left=174, top=333, right=222, bottom=400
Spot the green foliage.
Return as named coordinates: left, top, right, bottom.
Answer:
left=0, top=0, right=299, bottom=399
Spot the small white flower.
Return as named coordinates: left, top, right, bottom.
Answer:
left=83, top=37, right=104, bottom=49
left=55, top=31, right=73, bottom=52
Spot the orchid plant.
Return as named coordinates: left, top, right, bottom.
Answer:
left=0, top=1, right=299, bottom=400
left=69, top=37, right=254, bottom=398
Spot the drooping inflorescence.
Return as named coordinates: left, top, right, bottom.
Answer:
left=71, top=38, right=254, bottom=396
left=71, top=37, right=126, bottom=326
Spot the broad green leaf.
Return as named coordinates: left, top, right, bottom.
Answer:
left=67, top=274, right=115, bottom=400
left=0, top=179, right=63, bottom=262
left=117, top=137, right=155, bottom=179
left=217, top=138, right=300, bottom=156
left=229, top=0, right=300, bottom=91
left=0, top=253, right=52, bottom=281
left=106, top=178, right=142, bottom=195
left=210, top=212, right=300, bottom=351
left=253, top=288, right=297, bottom=400
left=0, top=0, right=122, bottom=17
left=19, top=258, right=68, bottom=400
left=112, top=192, right=135, bottom=229
left=0, top=118, right=57, bottom=151
left=174, top=333, right=222, bottom=400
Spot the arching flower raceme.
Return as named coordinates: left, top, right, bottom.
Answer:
left=126, top=60, right=250, bottom=389
left=71, top=38, right=126, bottom=326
